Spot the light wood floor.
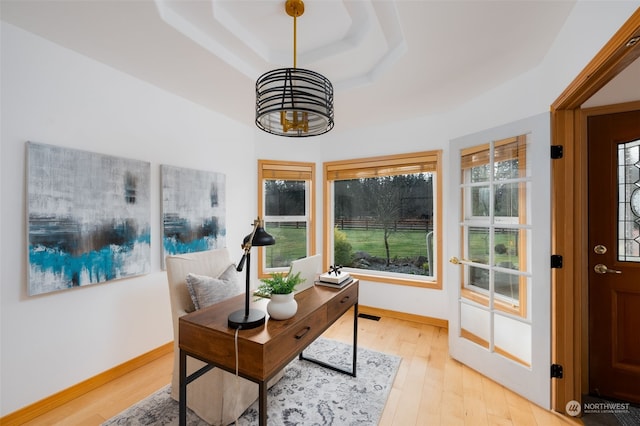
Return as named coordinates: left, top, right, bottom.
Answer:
left=23, top=311, right=582, bottom=425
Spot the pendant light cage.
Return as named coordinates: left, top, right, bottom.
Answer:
left=255, top=0, right=334, bottom=137
left=256, top=67, right=334, bottom=137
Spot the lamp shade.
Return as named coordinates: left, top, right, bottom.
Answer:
left=243, top=224, right=276, bottom=247
left=256, top=68, right=334, bottom=137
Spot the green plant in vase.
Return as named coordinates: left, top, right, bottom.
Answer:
left=257, top=271, right=306, bottom=320
left=256, top=271, right=305, bottom=297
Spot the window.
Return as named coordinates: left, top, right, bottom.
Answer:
left=460, top=135, right=529, bottom=316
left=324, top=151, right=442, bottom=288
left=258, top=160, right=315, bottom=276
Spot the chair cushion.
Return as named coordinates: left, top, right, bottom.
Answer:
left=185, top=264, right=242, bottom=310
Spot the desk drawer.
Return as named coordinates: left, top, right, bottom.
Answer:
left=265, top=305, right=327, bottom=374
left=327, top=283, right=358, bottom=321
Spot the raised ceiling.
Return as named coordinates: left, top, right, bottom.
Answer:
left=1, top=0, right=578, bottom=133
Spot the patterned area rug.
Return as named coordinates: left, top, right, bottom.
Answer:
left=103, top=338, right=401, bottom=425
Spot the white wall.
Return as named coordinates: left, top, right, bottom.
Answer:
left=1, top=0, right=637, bottom=418
left=0, top=22, right=256, bottom=416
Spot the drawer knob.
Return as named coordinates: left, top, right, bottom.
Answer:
left=340, top=296, right=350, bottom=304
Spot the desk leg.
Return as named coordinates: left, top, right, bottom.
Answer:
left=259, top=380, right=267, bottom=426
left=352, top=302, right=358, bottom=377
left=299, top=304, right=358, bottom=377
left=179, top=349, right=186, bottom=426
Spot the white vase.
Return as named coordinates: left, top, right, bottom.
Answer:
left=267, top=293, right=298, bottom=320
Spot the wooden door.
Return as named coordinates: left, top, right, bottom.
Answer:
left=588, top=109, right=640, bottom=404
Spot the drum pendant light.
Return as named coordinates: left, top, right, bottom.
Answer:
left=255, top=0, right=334, bottom=137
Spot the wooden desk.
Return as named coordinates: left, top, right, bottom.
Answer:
left=179, top=280, right=358, bottom=426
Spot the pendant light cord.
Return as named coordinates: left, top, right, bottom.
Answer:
left=293, top=15, right=297, bottom=68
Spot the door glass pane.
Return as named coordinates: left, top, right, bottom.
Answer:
left=467, top=226, right=490, bottom=265
left=467, top=265, right=490, bottom=292
left=470, top=186, right=491, bottom=217
left=494, top=271, right=520, bottom=301
left=495, top=138, right=529, bottom=178
left=494, top=182, right=520, bottom=220
left=494, top=228, right=525, bottom=271
left=472, top=163, right=491, bottom=183
left=618, top=139, right=640, bottom=262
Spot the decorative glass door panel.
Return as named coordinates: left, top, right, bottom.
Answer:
left=618, top=139, right=640, bottom=262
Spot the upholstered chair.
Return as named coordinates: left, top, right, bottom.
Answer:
left=166, top=248, right=282, bottom=425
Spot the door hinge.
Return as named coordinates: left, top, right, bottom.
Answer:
left=551, top=364, right=564, bottom=379
left=551, top=145, right=564, bottom=159
left=551, top=255, right=563, bottom=269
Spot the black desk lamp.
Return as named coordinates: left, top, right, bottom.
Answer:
left=228, top=217, right=275, bottom=329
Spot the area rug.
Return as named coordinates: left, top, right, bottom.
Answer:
left=103, top=338, right=401, bottom=425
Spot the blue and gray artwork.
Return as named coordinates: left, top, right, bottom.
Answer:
left=27, top=142, right=151, bottom=295
left=161, top=165, right=226, bottom=264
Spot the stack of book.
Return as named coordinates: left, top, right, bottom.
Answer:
left=316, top=271, right=353, bottom=288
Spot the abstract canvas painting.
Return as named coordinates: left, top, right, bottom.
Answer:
left=27, top=142, right=151, bottom=295
left=161, top=165, right=226, bottom=264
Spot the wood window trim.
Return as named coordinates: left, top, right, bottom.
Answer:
left=257, top=159, right=316, bottom=278
left=550, top=8, right=640, bottom=415
left=323, top=150, right=443, bottom=289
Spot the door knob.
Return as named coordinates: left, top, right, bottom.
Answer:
left=594, top=264, right=622, bottom=274
left=449, top=257, right=470, bottom=264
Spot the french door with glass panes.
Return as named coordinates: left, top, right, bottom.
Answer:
left=447, top=113, right=551, bottom=408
